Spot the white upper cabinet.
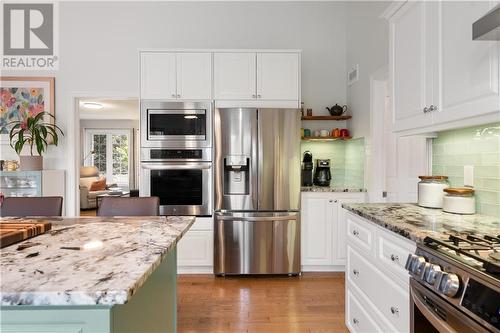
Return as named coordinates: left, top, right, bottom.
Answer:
left=141, top=52, right=212, bottom=100
left=214, top=51, right=300, bottom=102
left=390, top=1, right=435, bottom=132
left=387, top=0, right=500, bottom=134
left=176, top=52, right=212, bottom=100
left=257, top=53, right=300, bottom=100
left=434, top=1, right=500, bottom=125
left=214, top=52, right=257, bottom=100
left=141, top=52, right=177, bottom=100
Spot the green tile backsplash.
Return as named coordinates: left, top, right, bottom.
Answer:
left=432, top=122, right=500, bottom=217
left=301, top=138, right=365, bottom=189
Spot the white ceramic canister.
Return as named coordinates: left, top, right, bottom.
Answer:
left=443, top=187, right=476, bottom=215
left=417, top=176, right=450, bottom=208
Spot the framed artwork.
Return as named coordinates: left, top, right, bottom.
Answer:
left=0, top=77, right=55, bottom=143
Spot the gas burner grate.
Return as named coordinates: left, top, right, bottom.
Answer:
left=424, top=235, right=500, bottom=275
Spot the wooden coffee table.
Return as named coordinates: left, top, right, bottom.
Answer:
left=96, top=191, right=130, bottom=208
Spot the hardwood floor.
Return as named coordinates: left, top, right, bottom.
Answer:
left=80, top=209, right=97, bottom=216
left=177, top=272, right=348, bottom=333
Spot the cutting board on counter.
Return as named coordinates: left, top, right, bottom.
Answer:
left=0, top=221, right=52, bottom=248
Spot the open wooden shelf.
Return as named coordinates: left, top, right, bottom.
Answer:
left=301, top=115, right=352, bottom=121
left=301, top=136, right=352, bottom=142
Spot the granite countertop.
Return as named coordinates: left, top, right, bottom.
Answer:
left=0, top=216, right=195, bottom=306
left=342, top=203, right=500, bottom=243
left=301, top=186, right=366, bottom=193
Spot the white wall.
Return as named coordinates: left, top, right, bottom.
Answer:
left=1, top=1, right=348, bottom=215
left=346, top=1, right=389, bottom=138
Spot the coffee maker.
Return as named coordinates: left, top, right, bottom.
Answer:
left=301, top=151, right=313, bottom=186
left=313, top=159, right=331, bottom=187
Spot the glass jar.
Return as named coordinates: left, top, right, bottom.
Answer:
left=443, top=187, right=476, bottom=215
left=417, top=176, right=450, bottom=208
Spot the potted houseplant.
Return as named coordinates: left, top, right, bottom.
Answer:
left=9, top=112, right=64, bottom=171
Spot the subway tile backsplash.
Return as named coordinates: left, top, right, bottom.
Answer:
left=432, top=122, right=500, bottom=217
left=300, top=138, right=365, bottom=189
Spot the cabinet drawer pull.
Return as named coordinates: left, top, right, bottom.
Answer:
left=352, top=230, right=359, bottom=236
left=390, top=254, right=399, bottom=262
left=390, top=306, right=399, bottom=315
left=353, top=269, right=359, bottom=276
left=352, top=318, right=359, bottom=325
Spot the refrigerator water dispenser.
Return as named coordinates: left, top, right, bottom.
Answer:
left=224, top=155, right=250, bottom=195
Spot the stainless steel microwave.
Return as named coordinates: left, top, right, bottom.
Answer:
left=140, top=100, right=213, bottom=148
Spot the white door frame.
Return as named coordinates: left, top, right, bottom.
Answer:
left=68, top=91, right=137, bottom=216
left=367, top=66, right=390, bottom=203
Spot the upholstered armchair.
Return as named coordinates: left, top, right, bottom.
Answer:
left=79, top=166, right=114, bottom=209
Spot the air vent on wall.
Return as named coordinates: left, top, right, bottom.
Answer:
left=347, top=65, right=359, bottom=86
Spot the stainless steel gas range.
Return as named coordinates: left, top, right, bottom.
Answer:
left=406, top=234, right=500, bottom=333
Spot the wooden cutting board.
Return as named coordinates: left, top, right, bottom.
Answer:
left=0, top=221, right=52, bottom=248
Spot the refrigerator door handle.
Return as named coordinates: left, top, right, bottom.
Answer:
left=216, top=214, right=298, bottom=222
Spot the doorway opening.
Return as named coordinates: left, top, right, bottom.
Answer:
left=77, top=98, right=139, bottom=216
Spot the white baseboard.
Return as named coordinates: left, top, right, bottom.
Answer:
left=301, top=265, right=345, bottom=272
left=177, top=266, right=213, bottom=274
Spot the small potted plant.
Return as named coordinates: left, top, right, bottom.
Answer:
left=9, top=112, right=64, bottom=171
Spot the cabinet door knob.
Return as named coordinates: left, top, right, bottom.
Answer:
left=429, top=105, right=438, bottom=112
left=423, top=106, right=430, bottom=113
left=177, top=94, right=181, bottom=98
left=171, top=94, right=176, bottom=98
left=252, top=94, right=256, bottom=98
left=390, top=306, right=399, bottom=315
left=257, top=94, right=262, bottom=98
left=352, top=230, right=359, bottom=236
left=390, top=254, right=399, bottom=262
left=353, top=269, right=359, bottom=276
left=352, top=318, right=359, bottom=325
left=329, top=199, right=333, bottom=203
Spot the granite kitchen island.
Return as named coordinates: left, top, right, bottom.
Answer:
left=0, top=216, right=195, bottom=333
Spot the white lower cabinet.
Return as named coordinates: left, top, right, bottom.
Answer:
left=301, top=192, right=366, bottom=271
left=346, top=289, right=384, bottom=333
left=345, top=211, right=416, bottom=333
left=177, top=217, right=213, bottom=273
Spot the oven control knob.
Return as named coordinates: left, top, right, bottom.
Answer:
left=413, top=256, right=427, bottom=275
left=405, top=254, right=418, bottom=271
left=424, top=264, right=442, bottom=285
left=439, top=273, right=460, bottom=297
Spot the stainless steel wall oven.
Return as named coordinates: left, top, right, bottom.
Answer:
left=140, top=148, right=212, bottom=216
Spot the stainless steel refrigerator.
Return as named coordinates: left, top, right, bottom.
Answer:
left=213, top=108, right=301, bottom=275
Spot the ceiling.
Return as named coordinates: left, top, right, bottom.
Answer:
left=79, top=99, right=139, bottom=120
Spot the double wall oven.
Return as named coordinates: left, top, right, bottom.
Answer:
left=140, top=101, right=213, bottom=216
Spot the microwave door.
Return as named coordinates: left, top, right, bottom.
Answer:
left=257, top=109, right=301, bottom=212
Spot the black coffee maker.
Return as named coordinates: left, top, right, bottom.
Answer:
left=313, top=159, right=331, bottom=187
left=301, top=151, right=314, bottom=186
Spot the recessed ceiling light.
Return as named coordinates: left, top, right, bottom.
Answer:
left=83, top=102, right=104, bottom=110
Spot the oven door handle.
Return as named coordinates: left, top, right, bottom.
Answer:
left=412, top=286, right=458, bottom=333
left=141, top=162, right=212, bottom=170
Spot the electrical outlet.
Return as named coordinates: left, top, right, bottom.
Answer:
left=464, top=165, right=474, bottom=187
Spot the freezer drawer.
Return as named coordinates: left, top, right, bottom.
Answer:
left=214, top=212, right=300, bottom=275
